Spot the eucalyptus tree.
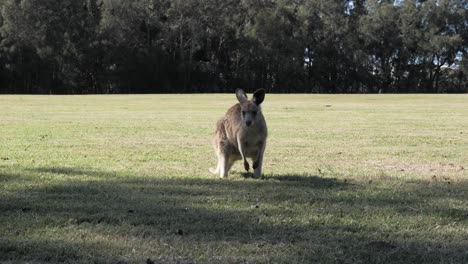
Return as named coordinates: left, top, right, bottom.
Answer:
left=0, top=0, right=102, bottom=93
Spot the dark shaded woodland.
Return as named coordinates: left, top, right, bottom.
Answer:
left=0, top=0, right=467, bottom=94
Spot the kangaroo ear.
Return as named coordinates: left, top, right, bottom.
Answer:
left=252, top=89, right=265, bottom=105
left=236, top=88, right=248, bottom=103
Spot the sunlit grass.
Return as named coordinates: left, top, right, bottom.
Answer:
left=0, top=94, right=467, bottom=263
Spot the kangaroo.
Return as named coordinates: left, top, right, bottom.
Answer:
left=209, top=89, right=268, bottom=178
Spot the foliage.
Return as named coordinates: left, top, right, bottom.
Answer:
left=0, top=0, right=467, bottom=93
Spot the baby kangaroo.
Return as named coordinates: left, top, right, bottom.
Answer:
left=209, top=89, right=268, bottom=178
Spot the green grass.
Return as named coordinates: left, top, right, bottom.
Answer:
left=0, top=94, right=467, bottom=263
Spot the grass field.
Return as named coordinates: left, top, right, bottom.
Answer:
left=0, top=94, right=467, bottom=263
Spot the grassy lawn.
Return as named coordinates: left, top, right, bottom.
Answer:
left=0, top=94, right=467, bottom=263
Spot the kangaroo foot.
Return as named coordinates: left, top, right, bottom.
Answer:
left=253, top=160, right=259, bottom=170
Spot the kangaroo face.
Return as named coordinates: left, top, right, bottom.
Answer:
left=236, top=88, right=266, bottom=128
left=240, top=102, right=260, bottom=127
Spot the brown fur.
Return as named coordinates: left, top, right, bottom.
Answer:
left=209, top=89, right=268, bottom=178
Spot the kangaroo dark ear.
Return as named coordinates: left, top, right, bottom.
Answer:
left=236, top=88, right=248, bottom=103
left=252, top=89, right=265, bottom=105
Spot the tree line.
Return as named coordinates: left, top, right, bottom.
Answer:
left=0, top=0, right=467, bottom=94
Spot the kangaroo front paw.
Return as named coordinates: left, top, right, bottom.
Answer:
left=244, top=160, right=250, bottom=171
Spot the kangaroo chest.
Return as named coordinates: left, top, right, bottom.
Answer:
left=239, top=130, right=265, bottom=156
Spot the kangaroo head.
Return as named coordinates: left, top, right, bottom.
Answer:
left=235, top=88, right=265, bottom=128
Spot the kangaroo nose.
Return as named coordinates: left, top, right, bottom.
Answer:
left=246, top=121, right=252, bottom=127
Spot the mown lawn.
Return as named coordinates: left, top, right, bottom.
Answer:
left=0, top=94, right=467, bottom=263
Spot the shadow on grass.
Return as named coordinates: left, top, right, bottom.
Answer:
left=31, top=166, right=119, bottom=178
left=264, top=173, right=348, bottom=188
left=1, top=166, right=468, bottom=263
left=0, top=172, right=20, bottom=182
left=237, top=171, right=348, bottom=189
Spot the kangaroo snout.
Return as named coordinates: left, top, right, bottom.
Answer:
left=246, top=121, right=252, bottom=127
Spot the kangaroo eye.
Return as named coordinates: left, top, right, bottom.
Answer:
left=241, top=111, right=246, bottom=116
left=252, top=111, right=257, bottom=116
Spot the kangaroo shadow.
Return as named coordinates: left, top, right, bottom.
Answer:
left=265, top=173, right=348, bottom=188
left=237, top=171, right=348, bottom=189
